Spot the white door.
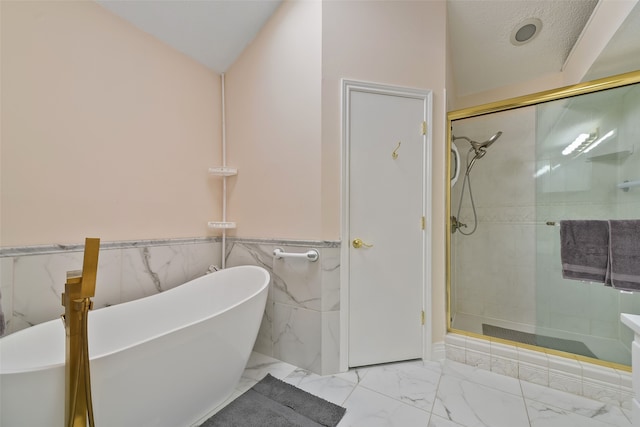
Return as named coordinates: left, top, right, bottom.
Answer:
left=345, top=82, right=430, bottom=367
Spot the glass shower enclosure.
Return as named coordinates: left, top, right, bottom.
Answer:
left=447, top=72, right=640, bottom=367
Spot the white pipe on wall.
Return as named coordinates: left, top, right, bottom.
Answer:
left=221, top=73, right=227, bottom=269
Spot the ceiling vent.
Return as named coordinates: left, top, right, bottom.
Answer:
left=511, top=18, right=543, bottom=46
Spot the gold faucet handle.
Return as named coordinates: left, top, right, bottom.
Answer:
left=352, top=238, right=373, bottom=249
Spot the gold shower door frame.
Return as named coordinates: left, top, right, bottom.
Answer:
left=445, top=70, right=640, bottom=371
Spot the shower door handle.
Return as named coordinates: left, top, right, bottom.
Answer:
left=451, top=144, right=460, bottom=187
left=352, top=238, right=373, bottom=249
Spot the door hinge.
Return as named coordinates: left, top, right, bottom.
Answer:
left=421, top=310, right=425, bottom=325
left=421, top=121, right=427, bottom=135
left=421, top=216, right=426, bottom=230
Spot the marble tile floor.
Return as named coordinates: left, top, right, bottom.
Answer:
left=194, top=352, right=633, bottom=427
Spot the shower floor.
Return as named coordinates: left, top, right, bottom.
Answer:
left=481, top=323, right=597, bottom=359
left=451, top=312, right=631, bottom=366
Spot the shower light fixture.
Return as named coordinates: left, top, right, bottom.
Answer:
left=582, top=129, right=615, bottom=154
left=562, top=131, right=599, bottom=156
left=562, top=133, right=590, bottom=156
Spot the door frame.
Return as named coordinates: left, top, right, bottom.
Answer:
left=340, top=79, right=433, bottom=371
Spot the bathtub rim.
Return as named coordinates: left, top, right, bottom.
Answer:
left=0, top=265, right=270, bottom=375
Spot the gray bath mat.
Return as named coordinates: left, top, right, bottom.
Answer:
left=201, top=374, right=346, bottom=427
left=482, top=324, right=598, bottom=359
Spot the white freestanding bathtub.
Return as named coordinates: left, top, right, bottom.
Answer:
left=0, top=265, right=270, bottom=427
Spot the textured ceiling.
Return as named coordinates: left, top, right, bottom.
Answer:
left=447, top=0, right=598, bottom=97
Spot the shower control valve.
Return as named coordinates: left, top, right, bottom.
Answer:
left=451, top=216, right=467, bottom=234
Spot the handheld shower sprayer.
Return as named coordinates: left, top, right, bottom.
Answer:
left=451, top=130, right=503, bottom=235
left=472, top=131, right=502, bottom=153
left=453, top=131, right=503, bottom=172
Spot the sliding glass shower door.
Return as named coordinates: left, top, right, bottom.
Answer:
left=449, top=77, right=640, bottom=367
left=534, top=83, right=640, bottom=365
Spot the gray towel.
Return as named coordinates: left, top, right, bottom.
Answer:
left=607, top=220, right=640, bottom=291
left=560, top=220, right=610, bottom=283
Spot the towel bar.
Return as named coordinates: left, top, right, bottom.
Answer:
left=617, top=179, right=640, bottom=192
left=273, top=248, right=319, bottom=262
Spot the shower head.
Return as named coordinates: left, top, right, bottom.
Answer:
left=469, top=131, right=502, bottom=155
left=452, top=131, right=503, bottom=174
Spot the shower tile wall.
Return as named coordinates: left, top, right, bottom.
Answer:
left=451, top=107, right=537, bottom=332
left=0, top=238, right=341, bottom=376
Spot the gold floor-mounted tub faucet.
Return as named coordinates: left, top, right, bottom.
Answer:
left=61, top=238, right=100, bottom=427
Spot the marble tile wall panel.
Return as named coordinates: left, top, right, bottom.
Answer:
left=225, top=241, right=275, bottom=271
left=225, top=239, right=341, bottom=375
left=272, top=245, right=322, bottom=310
left=0, top=239, right=219, bottom=335
left=273, top=303, right=322, bottom=374
left=120, top=243, right=219, bottom=302
left=225, top=240, right=277, bottom=361
left=1, top=258, right=14, bottom=335
left=11, top=249, right=122, bottom=329
left=225, top=241, right=276, bottom=358
left=252, top=298, right=274, bottom=357
left=321, top=310, right=340, bottom=375
left=320, top=247, right=340, bottom=312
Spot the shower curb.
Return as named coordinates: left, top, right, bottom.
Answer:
left=445, top=333, right=633, bottom=410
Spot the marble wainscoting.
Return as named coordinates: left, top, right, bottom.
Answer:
left=0, top=238, right=221, bottom=335
left=0, top=237, right=342, bottom=376
left=224, top=239, right=341, bottom=376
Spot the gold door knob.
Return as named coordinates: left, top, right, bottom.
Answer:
left=352, top=238, right=373, bottom=249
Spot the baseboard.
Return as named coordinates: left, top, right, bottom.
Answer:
left=431, top=341, right=446, bottom=362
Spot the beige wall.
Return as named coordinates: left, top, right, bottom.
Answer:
left=226, top=0, right=449, bottom=341
left=321, top=0, right=448, bottom=341
left=1, top=0, right=221, bottom=246
left=321, top=0, right=447, bottom=239
left=2, top=0, right=632, bottom=353
left=225, top=0, right=322, bottom=240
